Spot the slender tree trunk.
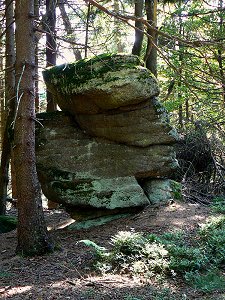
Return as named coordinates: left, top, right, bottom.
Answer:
left=217, top=0, right=225, bottom=106
left=178, top=104, right=183, bottom=128
left=132, top=0, right=144, bottom=56
left=184, top=61, right=189, bottom=123
left=0, top=0, right=15, bottom=215
left=5, top=0, right=17, bottom=201
left=46, top=0, right=57, bottom=111
left=85, top=3, right=91, bottom=58
left=45, top=0, right=58, bottom=209
left=58, top=0, right=82, bottom=61
left=144, top=0, right=157, bottom=76
left=114, top=0, right=124, bottom=53
left=185, top=98, right=189, bottom=122
left=0, top=0, right=4, bottom=160
left=0, top=51, right=4, bottom=145
left=178, top=2, right=183, bottom=128
left=0, top=2, right=5, bottom=143
left=34, top=0, right=40, bottom=113
left=14, top=0, right=53, bottom=256
left=217, top=49, right=225, bottom=105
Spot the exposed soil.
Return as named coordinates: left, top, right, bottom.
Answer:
left=0, top=200, right=223, bottom=300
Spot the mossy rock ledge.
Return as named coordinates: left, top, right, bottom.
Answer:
left=38, top=53, right=179, bottom=221
left=43, top=53, right=160, bottom=115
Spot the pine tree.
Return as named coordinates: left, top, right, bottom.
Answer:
left=14, top=0, right=53, bottom=256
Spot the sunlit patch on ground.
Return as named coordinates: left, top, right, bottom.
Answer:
left=1, top=285, right=32, bottom=297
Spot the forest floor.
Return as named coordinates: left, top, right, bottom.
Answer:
left=0, top=198, right=224, bottom=300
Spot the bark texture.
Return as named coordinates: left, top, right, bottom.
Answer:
left=132, top=0, right=144, bottom=56
left=0, top=0, right=15, bottom=215
left=144, top=0, right=157, bottom=76
left=46, top=0, right=57, bottom=111
left=14, top=0, right=53, bottom=256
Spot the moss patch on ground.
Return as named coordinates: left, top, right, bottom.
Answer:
left=0, top=215, right=17, bottom=233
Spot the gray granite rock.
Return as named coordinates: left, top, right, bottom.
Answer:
left=75, top=99, right=178, bottom=147
left=36, top=112, right=178, bottom=181
left=43, top=54, right=159, bottom=115
left=38, top=54, right=178, bottom=221
left=141, top=179, right=174, bottom=204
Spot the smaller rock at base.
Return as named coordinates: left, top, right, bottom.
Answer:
left=67, top=213, right=132, bottom=230
left=141, top=179, right=175, bottom=204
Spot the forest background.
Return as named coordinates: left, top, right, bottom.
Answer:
left=0, top=0, right=224, bottom=258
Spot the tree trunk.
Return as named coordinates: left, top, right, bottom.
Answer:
left=144, top=0, right=157, bottom=76
left=45, top=0, right=59, bottom=209
left=217, top=49, right=225, bottom=106
left=14, top=0, right=53, bottom=256
left=177, top=1, right=183, bottom=128
left=0, top=2, right=5, bottom=143
left=132, top=0, right=144, bottom=56
left=217, top=0, right=225, bottom=106
left=178, top=98, right=183, bottom=128
left=85, top=3, right=91, bottom=58
left=0, top=0, right=15, bottom=215
left=58, top=0, right=82, bottom=61
left=46, top=0, right=57, bottom=111
left=34, top=0, right=40, bottom=113
left=185, top=98, right=189, bottom=122
left=114, top=0, right=124, bottom=52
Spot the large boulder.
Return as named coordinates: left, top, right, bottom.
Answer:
left=75, top=100, right=177, bottom=147
left=36, top=113, right=177, bottom=180
left=38, top=54, right=178, bottom=220
left=43, top=54, right=160, bottom=114
left=36, top=112, right=177, bottom=208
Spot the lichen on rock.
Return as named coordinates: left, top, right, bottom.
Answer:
left=43, top=53, right=160, bottom=114
left=38, top=53, right=179, bottom=221
left=43, top=53, right=143, bottom=94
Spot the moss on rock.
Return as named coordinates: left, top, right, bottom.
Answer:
left=43, top=53, right=142, bottom=94
left=43, top=53, right=160, bottom=113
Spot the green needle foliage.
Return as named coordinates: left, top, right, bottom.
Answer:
left=211, top=196, right=225, bottom=214
left=185, top=269, right=225, bottom=293
left=81, top=215, right=225, bottom=293
left=0, top=215, right=17, bottom=233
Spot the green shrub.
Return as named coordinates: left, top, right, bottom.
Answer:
left=168, top=245, right=209, bottom=273
left=81, top=231, right=169, bottom=276
left=170, top=181, right=183, bottom=200
left=109, top=231, right=170, bottom=276
left=0, top=215, right=17, bottom=233
left=211, top=196, right=225, bottom=213
left=80, top=215, right=225, bottom=291
left=198, top=216, right=225, bottom=266
left=0, top=271, right=13, bottom=278
left=185, top=269, right=225, bottom=292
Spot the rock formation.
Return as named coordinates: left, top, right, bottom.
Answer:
left=36, top=53, right=178, bottom=220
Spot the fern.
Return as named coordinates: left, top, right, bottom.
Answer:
left=79, top=239, right=107, bottom=253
